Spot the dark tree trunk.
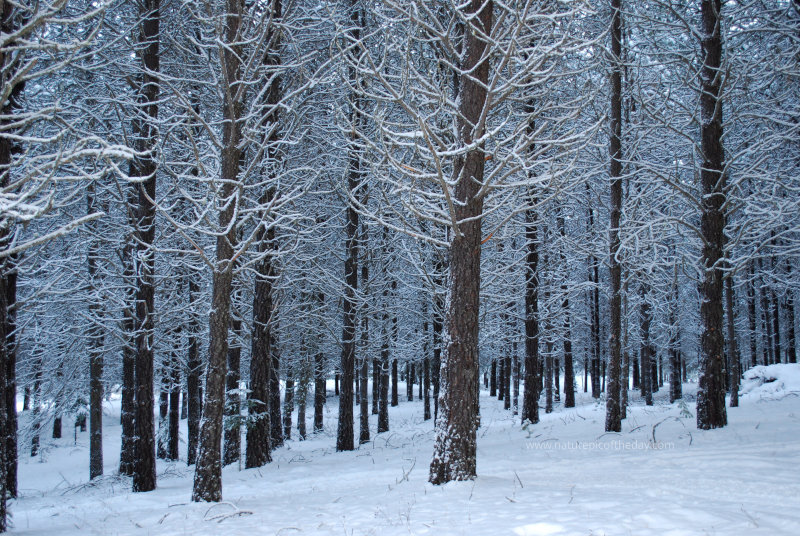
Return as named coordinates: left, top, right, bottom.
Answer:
left=522, top=193, right=540, bottom=425
left=270, top=345, right=283, bottom=449
left=490, top=360, right=497, bottom=397
left=130, top=0, right=161, bottom=494
left=423, top=307, right=431, bottom=421
left=187, top=279, right=202, bottom=466
left=168, top=353, right=180, bottom=461
left=391, top=358, right=398, bottom=406
left=696, top=0, right=728, bottom=430
left=378, top=320, right=390, bottom=433
left=223, top=313, right=242, bottom=466
left=247, top=0, right=283, bottom=460
left=498, top=357, right=505, bottom=401
left=640, top=288, right=653, bottom=406
left=372, top=358, right=379, bottom=415
left=759, top=272, right=773, bottom=365
left=30, top=356, right=42, bottom=457
left=336, top=0, right=362, bottom=453
left=283, top=375, right=294, bottom=441
left=545, top=342, right=554, bottom=414
left=503, top=356, right=511, bottom=410
left=0, top=266, right=7, bottom=530
left=558, top=216, right=575, bottom=409
left=359, top=251, right=370, bottom=443
left=605, top=0, right=623, bottom=432
left=747, top=263, right=758, bottom=368
left=158, top=371, right=169, bottom=460
left=429, top=0, right=492, bottom=484
left=314, top=348, right=325, bottom=432
left=87, top=184, right=104, bottom=480
left=669, top=272, right=683, bottom=404
left=726, top=272, right=739, bottom=407
left=246, top=225, right=274, bottom=466
left=297, top=367, right=308, bottom=441
left=512, top=346, right=520, bottom=415
left=554, top=358, right=561, bottom=402
left=787, top=262, right=797, bottom=364
left=53, top=417, right=62, bottom=439
left=314, top=293, right=326, bottom=434
left=119, top=266, right=136, bottom=475
left=192, top=0, right=242, bottom=502
left=632, top=355, right=639, bottom=390
left=1, top=4, right=26, bottom=511
left=771, top=289, right=781, bottom=364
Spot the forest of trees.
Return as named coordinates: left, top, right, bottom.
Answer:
left=1, top=0, right=798, bottom=530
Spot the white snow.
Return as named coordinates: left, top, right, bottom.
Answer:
left=9, top=368, right=800, bottom=535
left=740, top=363, right=800, bottom=401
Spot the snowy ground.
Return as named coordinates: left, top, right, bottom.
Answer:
left=9, top=366, right=800, bottom=535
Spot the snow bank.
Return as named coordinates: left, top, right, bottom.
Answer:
left=740, top=363, right=800, bottom=400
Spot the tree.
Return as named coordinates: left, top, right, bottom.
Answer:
left=696, top=0, right=728, bottom=430
left=605, top=0, right=624, bottom=433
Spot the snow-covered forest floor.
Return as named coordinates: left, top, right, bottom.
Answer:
left=10, top=364, right=800, bottom=535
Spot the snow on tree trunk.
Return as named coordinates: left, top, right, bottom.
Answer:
left=192, top=0, right=243, bottom=502
left=132, top=0, right=160, bottom=494
left=429, top=0, right=492, bottom=485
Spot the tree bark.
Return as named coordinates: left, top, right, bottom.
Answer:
left=131, top=0, right=161, bottom=494
left=696, top=0, right=728, bottom=430
left=522, top=191, right=540, bottom=425
left=187, top=279, right=202, bottom=466
left=605, top=0, right=623, bottom=433
left=336, top=0, right=362, bottom=453
left=192, top=0, right=243, bottom=502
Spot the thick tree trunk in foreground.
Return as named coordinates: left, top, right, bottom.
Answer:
left=192, top=0, right=243, bottom=502
left=430, top=0, right=492, bottom=484
left=132, top=0, right=160, bottom=493
left=605, top=0, right=623, bottom=433
left=696, top=0, right=728, bottom=430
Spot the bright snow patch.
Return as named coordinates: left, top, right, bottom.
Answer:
left=740, top=363, right=800, bottom=401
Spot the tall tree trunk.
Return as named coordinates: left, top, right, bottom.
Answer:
left=0, top=266, right=7, bottom=530
left=771, top=288, right=781, bottom=363
left=119, top=236, right=136, bottom=475
left=429, top=0, right=492, bottom=484
left=605, top=0, right=623, bottom=432
left=359, top=256, right=370, bottom=443
left=192, top=0, right=243, bottom=502
left=696, top=0, right=728, bottom=430
left=131, top=0, right=161, bottom=494
left=336, top=0, right=362, bottom=453
left=391, top=358, right=398, bottom=406
left=522, top=191, right=540, bottom=425
left=787, top=262, right=797, bottom=364
left=640, top=286, right=653, bottom=406
left=168, top=351, right=180, bottom=461
left=187, top=279, right=202, bottom=466
left=726, top=272, right=739, bottom=407
left=314, top=297, right=326, bottom=434
left=669, top=267, right=682, bottom=403
left=223, top=311, right=242, bottom=466
left=270, top=340, right=283, bottom=448
left=490, top=359, right=497, bottom=397
left=283, top=373, right=294, bottom=441
left=246, top=226, right=274, bottom=466
left=378, top=322, right=390, bottom=433
left=747, top=262, right=758, bottom=368
left=557, top=216, right=575, bottom=409
left=88, top=181, right=104, bottom=480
